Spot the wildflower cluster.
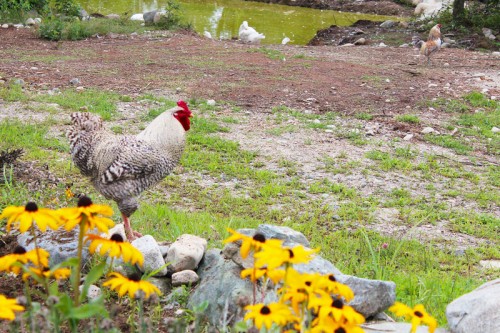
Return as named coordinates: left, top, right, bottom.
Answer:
left=225, top=228, right=363, bottom=332
left=225, top=228, right=438, bottom=333
left=0, top=197, right=160, bottom=327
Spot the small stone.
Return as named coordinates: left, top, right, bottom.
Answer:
left=75, top=86, right=85, bottom=91
left=380, top=20, right=395, bottom=28
left=132, top=235, right=168, bottom=276
left=25, top=18, right=36, bottom=26
left=491, top=127, right=500, bottom=133
left=428, top=83, right=438, bottom=88
left=206, top=99, right=216, bottom=106
left=30, top=67, right=38, bottom=70
left=353, top=38, right=366, bottom=45
left=104, top=224, right=126, bottom=241
left=166, top=234, right=207, bottom=273
left=175, top=87, right=182, bottom=93
left=79, top=284, right=101, bottom=301
left=378, top=42, right=387, bottom=47
left=34, top=18, right=42, bottom=24
left=2, top=24, right=9, bottom=29
left=399, top=43, right=409, bottom=48
left=174, top=309, right=184, bottom=316
left=325, top=129, right=333, bottom=133
left=443, top=63, right=450, bottom=67
left=479, top=260, right=500, bottom=270
left=69, top=78, right=80, bottom=85
left=421, top=127, right=435, bottom=134
left=171, top=270, right=200, bottom=287
left=106, top=14, right=121, bottom=20
left=403, top=134, right=413, bottom=141
left=339, top=43, right=355, bottom=47
left=313, top=119, right=321, bottom=124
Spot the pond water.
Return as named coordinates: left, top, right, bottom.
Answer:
left=78, top=0, right=395, bottom=45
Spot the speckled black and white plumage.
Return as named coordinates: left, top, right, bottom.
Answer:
left=67, top=107, right=188, bottom=219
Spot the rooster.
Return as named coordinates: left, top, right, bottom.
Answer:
left=67, top=101, right=193, bottom=240
left=412, top=24, right=442, bottom=65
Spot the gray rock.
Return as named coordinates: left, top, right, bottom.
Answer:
left=256, top=224, right=310, bottom=247
left=132, top=235, right=168, bottom=276
left=166, top=234, right=207, bottom=273
left=69, top=78, right=80, bottom=85
left=143, top=10, right=155, bottom=24
left=172, top=270, right=199, bottom=287
left=363, top=322, right=448, bottom=332
left=403, top=133, right=414, bottom=141
left=380, top=20, right=396, bottom=28
left=1, top=24, right=8, bottom=29
left=294, top=254, right=343, bottom=276
left=79, top=284, right=101, bottom=301
left=421, top=126, right=435, bottom=134
left=105, top=14, right=120, bottom=20
left=187, top=249, right=254, bottom=328
left=25, top=18, right=36, bottom=26
left=148, top=277, right=171, bottom=295
left=479, top=260, right=500, bottom=269
left=78, top=9, right=89, bottom=19
left=153, top=11, right=169, bottom=24
left=336, top=275, right=396, bottom=318
left=446, top=279, right=500, bottom=333
left=491, top=126, right=500, bottom=133
left=354, top=38, right=366, bottom=45
left=17, top=228, right=90, bottom=267
left=222, top=242, right=254, bottom=269
left=10, top=78, right=25, bottom=87
left=105, top=223, right=126, bottom=241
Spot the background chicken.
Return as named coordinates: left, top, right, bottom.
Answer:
left=67, top=101, right=193, bottom=240
left=412, top=23, right=442, bottom=65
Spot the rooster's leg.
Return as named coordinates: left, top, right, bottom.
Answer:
left=122, top=213, right=143, bottom=241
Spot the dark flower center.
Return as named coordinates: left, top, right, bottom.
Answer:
left=331, top=299, right=344, bottom=309
left=77, top=196, right=93, bottom=207
left=328, top=274, right=336, bottom=282
left=25, top=202, right=38, bottom=212
left=259, top=306, right=271, bottom=315
left=13, top=245, right=27, bottom=254
left=129, top=273, right=142, bottom=282
left=110, top=234, right=124, bottom=242
left=334, top=328, right=346, bottom=333
left=287, top=249, right=295, bottom=259
left=252, top=233, right=266, bottom=243
left=414, top=311, right=423, bottom=318
left=305, top=281, right=311, bottom=287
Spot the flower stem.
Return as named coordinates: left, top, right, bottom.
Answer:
left=30, top=224, right=49, bottom=295
left=73, top=215, right=87, bottom=306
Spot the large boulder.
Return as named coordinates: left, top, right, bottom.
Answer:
left=187, top=249, right=254, bottom=327
left=446, top=279, right=500, bottom=333
left=18, top=228, right=90, bottom=267
left=190, top=226, right=396, bottom=328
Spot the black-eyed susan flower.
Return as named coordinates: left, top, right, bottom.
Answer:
left=310, top=315, right=366, bottom=333
left=86, top=233, right=144, bottom=266
left=58, top=196, right=114, bottom=233
left=0, top=294, right=24, bottom=321
left=0, top=202, right=61, bottom=233
left=254, top=244, right=318, bottom=270
left=312, top=296, right=365, bottom=325
left=241, top=267, right=286, bottom=284
left=103, top=272, right=161, bottom=299
left=22, top=267, right=71, bottom=282
left=312, top=273, right=354, bottom=302
left=224, top=228, right=283, bottom=259
left=389, top=302, right=437, bottom=333
left=0, top=246, right=49, bottom=275
left=244, top=302, right=299, bottom=330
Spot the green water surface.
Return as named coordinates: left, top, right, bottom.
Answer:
left=78, top=0, right=396, bottom=44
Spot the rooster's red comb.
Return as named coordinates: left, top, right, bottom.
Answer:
left=177, top=100, right=189, bottom=112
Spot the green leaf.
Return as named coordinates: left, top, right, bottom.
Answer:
left=67, top=302, right=106, bottom=320
left=80, top=261, right=106, bottom=302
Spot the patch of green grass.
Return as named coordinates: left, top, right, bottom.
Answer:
left=252, top=47, right=286, bottom=61
left=396, top=114, right=420, bottom=124
left=366, top=150, right=413, bottom=171
left=355, top=112, right=373, bottom=121
left=424, top=134, right=472, bottom=155
left=0, top=119, right=67, bottom=159
left=34, top=89, right=120, bottom=120
left=266, top=124, right=298, bottom=136
left=0, top=84, right=28, bottom=102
